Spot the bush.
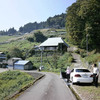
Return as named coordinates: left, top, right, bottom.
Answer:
left=86, top=53, right=100, bottom=64
left=75, top=48, right=87, bottom=58
left=57, top=52, right=73, bottom=69
left=34, top=31, right=47, bottom=42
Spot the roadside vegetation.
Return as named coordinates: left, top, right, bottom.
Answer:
left=73, top=84, right=100, bottom=100
left=27, top=52, right=73, bottom=73
left=0, top=71, right=34, bottom=100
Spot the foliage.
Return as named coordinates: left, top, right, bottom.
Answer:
left=27, top=37, right=34, bottom=42
left=47, top=13, right=66, bottom=28
left=33, top=31, right=47, bottom=42
left=57, top=52, right=73, bottom=69
left=74, top=48, right=87, bottom=58
left=7, top=27, right=17, bottom=35
left=66, top=0, right=100, bottom=51
left=8, top=47, right=23, bottom=59
left=85, top=53, right=100, bottom=64
left=0, top=71, right=34, bottom=100
left=19, top=22, right=38, bottom=33
left=27, top=52, right=73, bottom=72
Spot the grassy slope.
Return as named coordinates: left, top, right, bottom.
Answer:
left=0, top=36, right=17, bottom=42
left=0, top=71, right=34, bottom=100
left=0, top=28, right=66, bottom=52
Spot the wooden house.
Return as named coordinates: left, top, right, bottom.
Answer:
left=39, top=37, right=69, bottom=52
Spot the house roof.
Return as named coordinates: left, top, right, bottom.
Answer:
left=39, top=37, right=68, bottom=47
left=14, top=60, right=29, bottom=65
left=7, top=58, right=22, bottom=65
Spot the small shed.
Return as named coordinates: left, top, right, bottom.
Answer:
left=14, top=60, right=33, bottom=70
left=7, top=58, right=22, bottom=69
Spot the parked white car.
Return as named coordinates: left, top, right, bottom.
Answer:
left=70, top=68, right=93, bottom=84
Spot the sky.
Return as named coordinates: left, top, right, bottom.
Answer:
left=0, top=0, right=76, bottom=31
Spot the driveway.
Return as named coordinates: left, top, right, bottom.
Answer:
left=16, top=72, right=77, bottom=100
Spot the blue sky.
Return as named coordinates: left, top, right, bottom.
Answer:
left=0, top=0, right=76, bottom=31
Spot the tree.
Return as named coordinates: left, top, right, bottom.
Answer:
left=9, top=47, right=23, bottom=58
left=8, top=27, right=17, bottom=35
left=34, top=31, right=47, bottom=42
left=66, top=0, right=100, bottom=51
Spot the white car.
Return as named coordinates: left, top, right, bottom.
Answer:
left=70, top=68, right=93, bottom=84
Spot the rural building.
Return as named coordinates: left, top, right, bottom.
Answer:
left=7, top=58, right=33, bottom=70
left=39, top=37, right=69, bottom=52
left=14, top=60, right=33, bottom=70
left=0, top=52, right=6, bottom=62
left=0, top=52, right=7, bottom=68
left=7, top=58, right=22, bottom=69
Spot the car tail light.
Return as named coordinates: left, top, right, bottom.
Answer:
left=90, top=75, right=93, bottom=77
left=75, top=74, right=81, bottom=77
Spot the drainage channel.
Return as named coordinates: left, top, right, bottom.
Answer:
left=64, top=79, right=82, bottom=100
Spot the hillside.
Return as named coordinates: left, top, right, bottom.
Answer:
left=0, top=28, right=69, bottom=71
left=0, top=13, right=66, bottom=36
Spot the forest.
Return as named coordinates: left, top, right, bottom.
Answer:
left=0, top=13, right=66, bottom=35
left=66, top=0, right=100, bottom=51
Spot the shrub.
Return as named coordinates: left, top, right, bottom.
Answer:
left=57, top=52, right=73, bottom=69
left=86, top=53, right=100, bottom=64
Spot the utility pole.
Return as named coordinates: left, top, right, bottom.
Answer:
left=41, top=50, right=43, bottom=67
left=39, top=47, right=43, bottom=67
left=86, top=34, right=88, bottom=56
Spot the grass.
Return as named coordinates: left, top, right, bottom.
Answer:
left=0, top=36, right=17, bottom=42
left=73, top=83, right=100, bottom=100
left=0, top=39, right=39, bottom=52
left=0, top=71, right=34, bottom=100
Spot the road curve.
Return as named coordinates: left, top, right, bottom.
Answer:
left=17, top=72, right=76, bottom=100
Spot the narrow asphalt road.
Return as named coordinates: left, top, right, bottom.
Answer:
left=17, top=72, right=77, bottom=100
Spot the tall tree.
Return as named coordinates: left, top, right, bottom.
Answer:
left=66, top=0, right=100, bottom=51
left=8, top=27, right=17, bottom=35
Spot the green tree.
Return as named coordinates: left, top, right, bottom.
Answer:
left=34, top=31, right=47, bottom=42
left=8, top=27, right=17, bottom=35
left=66, top=0, right=100, bottom=51
left=9, top=47, right=23, bottom=58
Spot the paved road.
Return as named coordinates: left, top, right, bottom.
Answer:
left=17, top=72, right=76, bottom=100
left=0, top=68, right=8, bottom=73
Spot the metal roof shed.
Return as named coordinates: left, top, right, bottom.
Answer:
left=39, top=37, right=69, bottom=51
left=14, top=60, right=33, bottom=70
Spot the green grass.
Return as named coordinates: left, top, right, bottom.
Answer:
left=0, top=39, right=39, bottom=52
left=0, top=71, right=34, bottom=100
left=0, top=36, right=17, bottom=42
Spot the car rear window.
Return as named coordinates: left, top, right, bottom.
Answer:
left=76, top=69, right=90, bottom=72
